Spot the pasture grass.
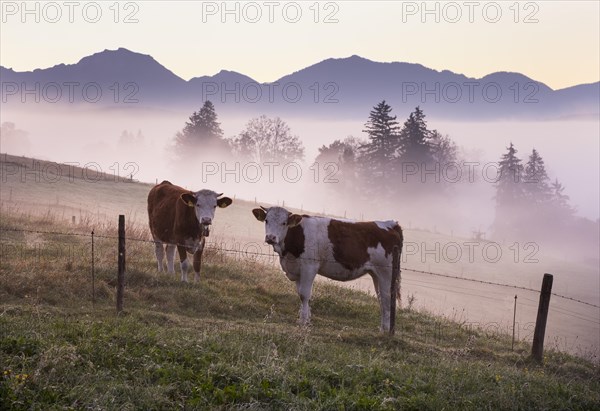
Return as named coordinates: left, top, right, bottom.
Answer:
left=1, top=211, right=599, bottom=410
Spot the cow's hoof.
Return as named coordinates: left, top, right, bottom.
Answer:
left=297, top=320, right=311, bottom=329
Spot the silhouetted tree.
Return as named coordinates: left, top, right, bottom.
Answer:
left=398, top=106, right=434, bottom=165
left=523, top=148, right=551, bottom=203
left=550, top=178, right=575, bottom=217
left=229, top=115, right=304, bottom=163
left=174, top=101, right=228, bottom=158
left=493, top=142, right=525, bottom=239
left=316, top=136, right=362, bottom=164
left=430, top=130, right=458, bottom=167
left=358, top=101, right=400, bottom=187
left=118, top=129, right=144, bottom=148
left=315, top=136, right=364, bottom=193
left=495, top=142, right=524, bottom=205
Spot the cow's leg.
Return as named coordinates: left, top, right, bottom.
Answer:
left=154, top=241, right=165, bottom=272
left=165, top=244, right=177, bottom=274
left=177, top=246, right=189, bottom=282
left=295, top=266, right=318, bottom=326
left=370, top=272, right=380, bottom=301
left=192, top=239, right=205, bottom=282
left=374, top=268, right=393, bottom=332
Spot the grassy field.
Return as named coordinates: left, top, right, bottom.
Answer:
left=1, top=153, right=598, bottom=356
left=1, top=153, right=599, bottom=409
left=1, top=210, right=599, bottom=410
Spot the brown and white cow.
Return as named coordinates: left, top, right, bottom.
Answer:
left=252, top=206, right=403, bottom=331
left=148, top=181, right=232, bottom=282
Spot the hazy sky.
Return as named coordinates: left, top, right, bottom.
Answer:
left=1, top=1, right=598, bottom=89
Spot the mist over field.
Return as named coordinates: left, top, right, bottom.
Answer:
left=2, top=105, right=598, bottom=227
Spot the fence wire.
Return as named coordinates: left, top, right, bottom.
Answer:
left=1, top=226, right=599, bottom=310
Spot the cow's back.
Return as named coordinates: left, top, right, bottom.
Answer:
left=148, top=181, right=186, bottom=242
left=327, top=219, right=403, bottom=271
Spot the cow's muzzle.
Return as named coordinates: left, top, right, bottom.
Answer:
left=202, top=224, right=210, bottom=237
left=265, top=235, right=277, bottom=245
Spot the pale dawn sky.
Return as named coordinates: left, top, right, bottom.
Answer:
left=1, top=1, right=598, bottom=89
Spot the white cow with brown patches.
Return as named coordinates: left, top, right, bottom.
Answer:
left=253, top=206, right=403, bottom=331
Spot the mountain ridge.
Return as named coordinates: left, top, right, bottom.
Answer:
left=2, top=47, right=598, bottom=120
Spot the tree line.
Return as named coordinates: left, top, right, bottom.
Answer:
left=172, top=100, right=595, bottom=244
left=173, top=101, right=304, bottom=164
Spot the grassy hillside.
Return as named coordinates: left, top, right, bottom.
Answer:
left=0, top=152, right=599, bottom=409
left=1, top=153, right=598, bottom=356
left=1, top=211, right=599, bottom=410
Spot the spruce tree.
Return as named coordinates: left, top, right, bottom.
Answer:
left=174, top=100, right=227, bottom=158
left=359, top=101, right=400, bottom=184
left=523, top=148, right=551, bottom=203
left=398, top=106, right=433, bottom=164
left=496, top=142, right=524, bottom=205
left=493, top=142, right=525, bottom=239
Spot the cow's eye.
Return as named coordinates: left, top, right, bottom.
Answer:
left=213, top=205, right=216, bottom=209
left=265, top=219, right=268, bottom=224
left=282, top=222, right=286, bottom=226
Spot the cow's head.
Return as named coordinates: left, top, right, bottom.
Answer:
left=181, top=189, right=232, bottom=236
left=252, top=206, right=302, bottom=248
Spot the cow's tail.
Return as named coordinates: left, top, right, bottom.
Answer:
left=392, top=223, right=403, bottom=308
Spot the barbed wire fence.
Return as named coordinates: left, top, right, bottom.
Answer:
left=2, top=225, right=598, bottom=310
left=1, top=222, right=599, bottom=360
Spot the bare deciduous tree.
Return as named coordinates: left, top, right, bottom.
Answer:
left=229, top=115, right=305, bottom=163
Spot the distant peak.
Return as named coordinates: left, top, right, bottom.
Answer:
left=336, top=55, right=373, bottom=63
left=81, top=47, right=152, bottom=61
left=348, top=54, right=370, bottom=60
left=216, top=69, right=241, bottom=75
left=103, top=47, right=137, bottom=54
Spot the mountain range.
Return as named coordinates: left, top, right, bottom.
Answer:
left=2, top=48, right=598, bottom=120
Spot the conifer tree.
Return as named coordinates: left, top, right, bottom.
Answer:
left=495, top=142, right=524, bottom=205
left=359, top=101, right=400, bottom=183
left=174, top=100, right=227, bottom=158
left=493, top=142, right=525, bottom=238
left=523, top=148, right=551, bottom=203
left=398, top=106, right=433, bottom=164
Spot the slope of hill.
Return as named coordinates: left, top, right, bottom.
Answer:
left=1, top=183, right=598, bottom=409
left=1, top=153, right=598, bottom=360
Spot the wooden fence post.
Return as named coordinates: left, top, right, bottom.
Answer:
left=91, top=230, right=95, bottom=304
left=531, top=273, right=553, bottom=362
left=389, top=246, right=400, bottom=336
left=512, top=295, right=517, bottom=350
left=116, top=215, right=126, bottom=314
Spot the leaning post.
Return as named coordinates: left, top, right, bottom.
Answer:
left=531, top=273, right=553, bottom=362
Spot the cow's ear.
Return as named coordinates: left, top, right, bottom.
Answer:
left=217, top=197, right=233, bottom=208
left=180, top=193, right=196, bottom=207
left=252, top=208, right=267, bottom=222
left=288, top=214, right=303, bottom=227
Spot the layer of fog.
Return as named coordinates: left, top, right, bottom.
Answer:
left=3, top=106, right=598, bottom=224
